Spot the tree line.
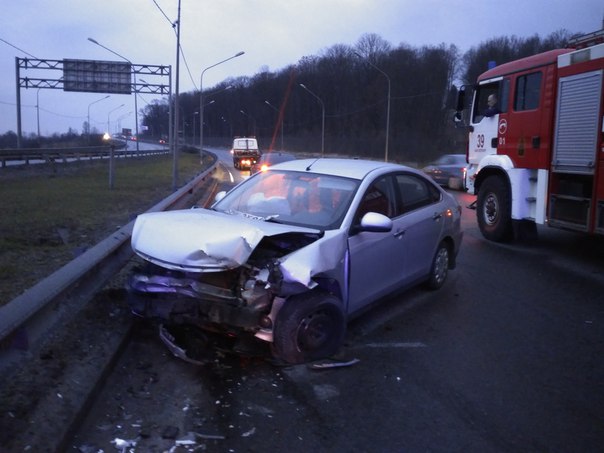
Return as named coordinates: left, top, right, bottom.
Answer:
left=148, top=30, right=575, bottom=163
left=2, top=30, right=578, bottom=162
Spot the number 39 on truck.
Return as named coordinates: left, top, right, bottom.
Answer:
left=455, top=29, right=604, bottom=242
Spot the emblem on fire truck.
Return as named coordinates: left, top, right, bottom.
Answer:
left=498, top=118, right=507, bottom=135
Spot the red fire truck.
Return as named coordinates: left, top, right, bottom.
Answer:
left=456, top=29, right=604, bottom=241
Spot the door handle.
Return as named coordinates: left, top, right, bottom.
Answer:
left=433, top=212, right=442, bottom=221
left=394, top=229, right=405, bottom=238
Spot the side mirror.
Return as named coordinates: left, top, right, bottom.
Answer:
left=359, top=212, right=393, bottom=233
left=455, top=85, right=466, bottom=112
left=453, top=85, right=468, bottom=128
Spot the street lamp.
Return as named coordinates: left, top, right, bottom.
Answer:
left=239, top=109, right=256, bottom=136
left=355, top=52, right=391, bottom=162
left=36, top=88, right=42, bottom=143
left=299, top=83, right=325, bottom=157
left=199, top=52, right=244, bottom=153
left=117, top=111, right=132, bottom=131
left=107, top=104, right=125, bottom=134
left=264, top=100, right=284, bottom=150
left=194, top=101, right=215, bottom=140
left=88, top=38, right=140, bottom=151
left=87, top=95, right=110, bottom=144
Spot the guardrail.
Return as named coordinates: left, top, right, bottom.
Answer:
left=0, top=158, right=219, bottom=364
left=0, top=144, right=170, bottom=167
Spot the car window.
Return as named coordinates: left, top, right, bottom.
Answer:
left=451, top=155, right=466, bottom=165
left=354, top=175, right=397, bottom=222
left=395, top=173, right=441, bottom=214
left=514, top=72, right=542, bottom=111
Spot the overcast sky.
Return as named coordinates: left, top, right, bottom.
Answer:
left=1, top=0, right=602, bottom=137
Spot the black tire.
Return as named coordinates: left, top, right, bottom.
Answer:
left=272, top=292, right=346, bottom=364
left=425, top=241, right=450, bottom=290
left=476, top=175, right=513, bottom=242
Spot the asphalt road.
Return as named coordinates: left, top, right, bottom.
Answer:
left=69, top=154, right=604, bottom=452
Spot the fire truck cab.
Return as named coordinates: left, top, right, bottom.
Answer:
left=457, top=30, right=604, bottom=241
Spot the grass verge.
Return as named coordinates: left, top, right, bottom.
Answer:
left=0, top=151, right=214, bottom=305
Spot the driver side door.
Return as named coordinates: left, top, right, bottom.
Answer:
left=347, top=174, right=405, bottom=314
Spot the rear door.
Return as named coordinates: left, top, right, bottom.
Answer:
left=393, top=173, right=446, bottom=282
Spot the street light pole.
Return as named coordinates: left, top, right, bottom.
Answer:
left=87, top=94, right=110, bottom=144
left=36, top=88, right=41, bottom=143
left=199, top=52, right=244, bottom=154
left=355, top=52, right=391, bottom=162
left=117, top=111, right=132, bottom=130
left=299, top=84, right=325, bottom=157
left=172, top=0, right=181, bottom=189
left=87, top=38, right=140, bottom=153
left=107, top=104, right=125, bottom=134
left=239, top=109, right=256, bottom=136
left=264, top=100, right=284, bottom=150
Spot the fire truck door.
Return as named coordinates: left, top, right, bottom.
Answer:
left=507, top=71, right=545, bottom=168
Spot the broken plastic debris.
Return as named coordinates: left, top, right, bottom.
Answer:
left=112, top=437, right=137, bottom=449
left=194, top=432, right=226, bottom=440
left=308, top=357, right=360, bottom=370
left=175, top=432, right=197, bottom=446
left=241, top=427, right=256, bottom=437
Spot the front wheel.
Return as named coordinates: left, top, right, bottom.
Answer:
left=476, top=175, right=512, bottom=242
left=272, top=292, right=346, bottom=364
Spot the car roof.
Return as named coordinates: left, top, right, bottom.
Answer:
left=435, top=154, right=465, bottom=162
left=267, top=158, right=412, bottom=180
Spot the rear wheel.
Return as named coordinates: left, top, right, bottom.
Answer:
left=273, top=292, right=346, bottom=364
left=425, top=241, right=450, bottom=290
left=477, top=175, right=513, bottom=242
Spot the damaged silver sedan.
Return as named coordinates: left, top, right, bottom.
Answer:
left=128, top=158, right=463, bottom=364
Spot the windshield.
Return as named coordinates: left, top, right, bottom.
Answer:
left=213, top=170, right=360, bottom=230
left=233, top=139, right=257, bottom=149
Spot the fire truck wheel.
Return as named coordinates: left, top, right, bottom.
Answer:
left=477, top=175, right=513, bottom=242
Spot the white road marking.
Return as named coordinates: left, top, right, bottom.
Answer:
left=362, top=342, right=427, bottom=348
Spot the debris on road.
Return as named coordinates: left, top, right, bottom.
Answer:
left=308, top=357, right=360, bottom=370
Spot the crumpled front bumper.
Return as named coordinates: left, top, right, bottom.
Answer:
left=127, top=272, right=271, bottom=330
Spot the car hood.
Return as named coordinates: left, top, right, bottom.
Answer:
left=131, top=208, right=323, bottom=272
